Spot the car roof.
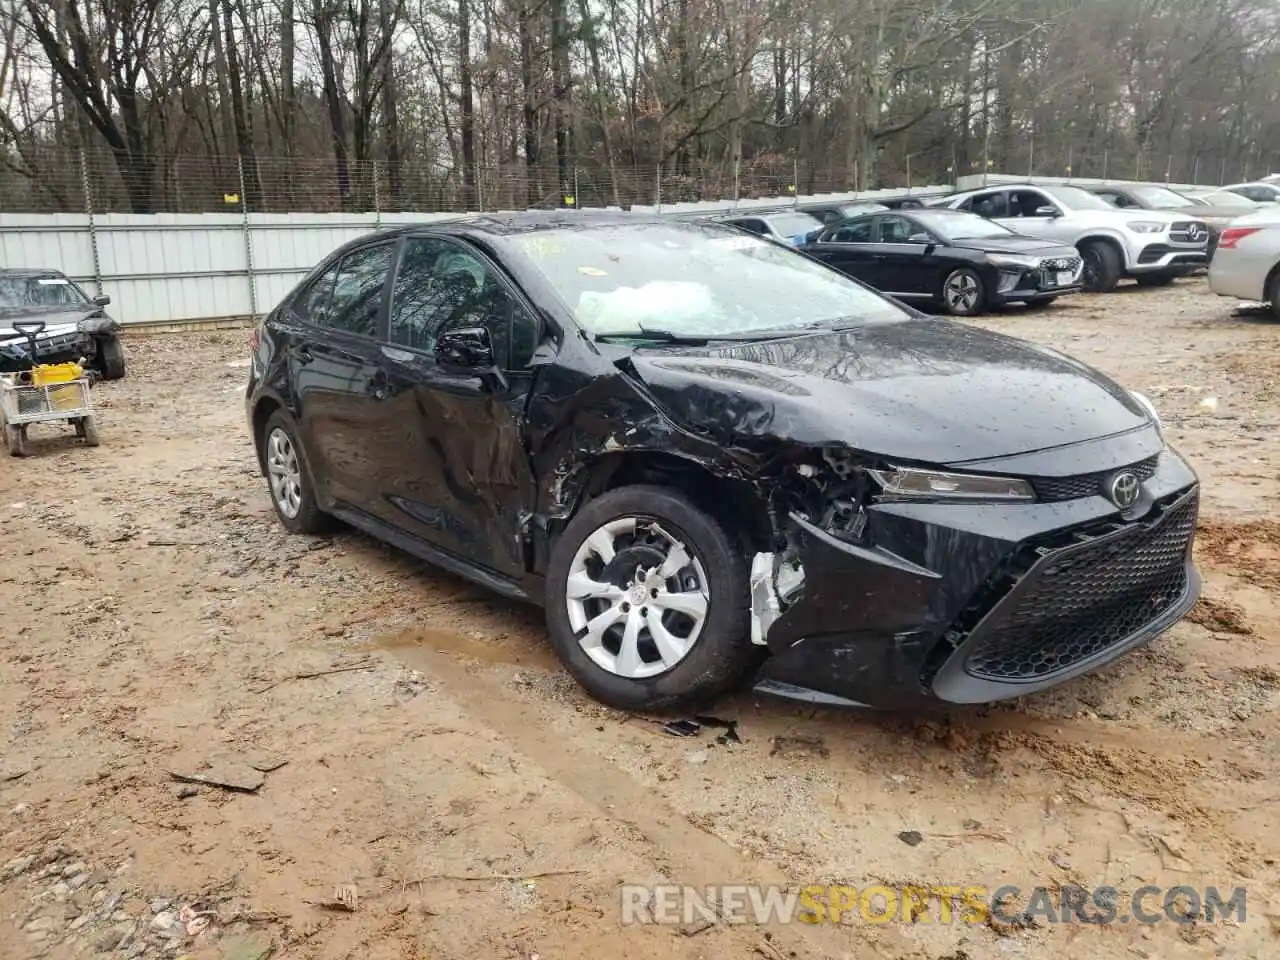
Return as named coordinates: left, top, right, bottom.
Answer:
left=0, top=267, right=68, bottom=277
left=379, top=210, right=674, bottom=238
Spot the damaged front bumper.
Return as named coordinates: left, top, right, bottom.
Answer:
left=749, top=450, right=1201, bottom=709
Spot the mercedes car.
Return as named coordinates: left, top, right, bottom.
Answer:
left=245, top=212, right=1200, bottom=713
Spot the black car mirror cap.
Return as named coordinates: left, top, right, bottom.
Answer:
left=92, top=294, right=111, bottom=307
left=435, top=325, right=496, bottom=371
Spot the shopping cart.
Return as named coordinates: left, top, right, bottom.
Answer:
left=0, top=321, right=100, bottom=457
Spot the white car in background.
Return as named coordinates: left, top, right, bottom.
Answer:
left=1221, top=182, right=1280, bottom=204
left=930, top=183, right=1210, bottom=292
left=1208, top=205, right=1280, bottom=317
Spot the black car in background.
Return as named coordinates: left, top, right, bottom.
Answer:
left=798, top=208, right=1084, bottom=315
left=715, top=210, right=824, bottom=246
left=246, top=212, right=1198, bottom=714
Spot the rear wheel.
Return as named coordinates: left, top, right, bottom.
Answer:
left=544, top=485, right=752, bottom=712
left=940, top=267, right=986, bottom=316
left=1078, top=240, right=1122, bottom=293
left=262, top=410, right=331, bottom=534
left=5, top=423, right=26, bottom=457
left=1134, top=272, right=1177, bottom=288
left=1268, top=272, right=1280, bottom=320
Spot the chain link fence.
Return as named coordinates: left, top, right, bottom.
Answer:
left=0, top=147, right=907, bottom=216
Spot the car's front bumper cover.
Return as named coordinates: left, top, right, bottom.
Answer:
left=752, top=449, right=1201, bottom=709
left=0, top=330, right=96, bottom=371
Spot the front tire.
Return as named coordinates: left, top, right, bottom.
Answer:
left=544, top=485, right=752, bottom=712
left=1079, top=240, right=1122, bottom=293
left=262, top=410, right=331, bottom=534
left=940, top=267, right=986, bottom=316
left=1266, top=272, right=1280, bottom=320
left=95, top=335, right=127, bottom=380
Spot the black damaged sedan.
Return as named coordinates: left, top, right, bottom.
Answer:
left=245, top=212, right=1200, bottom=712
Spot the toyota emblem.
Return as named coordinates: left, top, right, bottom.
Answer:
left=1108, top=471, right=1141, bottom=508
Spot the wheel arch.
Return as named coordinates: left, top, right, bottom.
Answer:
left=546, top=449, right=773, bottom=564
left=250, top=395, right=284, bottom=475
left=1262, top=258, right=1280, bottom=305
left=1075, top=232, right=1127, bottom=266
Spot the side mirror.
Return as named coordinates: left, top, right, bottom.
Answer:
left=435, top=325, right=495, bottom=373
left=907, top=233, right=933, bottom=244
left=1034, top=205, right=1060, bottom=218
left=92, top=294, right=111, bottom=307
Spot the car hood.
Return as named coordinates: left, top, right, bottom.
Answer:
left=626, top=319, right=1150, bottom=464
left=0, top=307, right=97, bottom=338
left=949, top=236, right=1078, bottom=257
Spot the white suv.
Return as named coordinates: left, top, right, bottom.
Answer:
left=931, top=184, right=1210, bottom=292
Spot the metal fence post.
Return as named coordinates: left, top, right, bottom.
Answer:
left=79, top=149, right=103, bottom=297
left=238, top=155, right=259, bottom=323
left=373, top=160, right=382, bottom=229
left=655, top=162, right=662, bottom=213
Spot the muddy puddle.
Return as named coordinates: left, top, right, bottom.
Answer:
left=370, top=624, right=561, bottom=671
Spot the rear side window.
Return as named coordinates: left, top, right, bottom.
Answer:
left=326, top=242, right=395, bottom=337
left=294, top=263, right=340, bottom=325
left=824, top=219, right=873, bottom=243
left=969, top=192, right=1009, bottom=218
left=732, top=219, right=766, bottom=235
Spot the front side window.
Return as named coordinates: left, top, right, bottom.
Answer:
left=508, top=221, right=909, bottom=338
left=1010, top=190, right=1055, bottom=218
left=389, top=237, right=536, bottom=368
left=877, top=215, right=918, bottom=243
left=326, top=243, right=394, bottom=336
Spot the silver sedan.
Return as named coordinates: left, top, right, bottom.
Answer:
left=1208, top=206, right=1280, bottom=318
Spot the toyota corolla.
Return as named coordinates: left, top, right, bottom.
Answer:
left=245, top=212, right=1200, bottom=712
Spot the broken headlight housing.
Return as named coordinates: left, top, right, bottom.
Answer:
left=868, top=466, right=1035, bottom=503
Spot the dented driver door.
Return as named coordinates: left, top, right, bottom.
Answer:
left=373, top=236, right=537, bottom=580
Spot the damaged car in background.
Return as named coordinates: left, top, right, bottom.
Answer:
left=246, top=212, right=1201, bottom=712
left=0, top=268, right=127, bottom=379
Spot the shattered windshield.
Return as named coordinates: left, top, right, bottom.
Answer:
left=0, top=274, right=89, bottom=311
left=510, top=221, right=909, bottom=337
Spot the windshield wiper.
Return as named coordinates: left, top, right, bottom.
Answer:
left=593, top=326, right=711, bottom=345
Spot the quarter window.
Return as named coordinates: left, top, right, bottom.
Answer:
left=825, top=219, right=873, bottom=243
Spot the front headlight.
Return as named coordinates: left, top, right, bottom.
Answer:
left=868, top=466, right=1035, bottom=502
left=987, top=253, right=1041, bottom=269
left=1126, top=221, right=1168, bottom=234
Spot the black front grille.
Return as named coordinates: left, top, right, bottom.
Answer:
left=1031, top=455, right=1159, bottom=502
left=961, top=490, right=1198, bottom=682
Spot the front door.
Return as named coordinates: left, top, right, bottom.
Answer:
left=373, top=235, right=539, bottom=579
left=285, top=240, right=396, bottom=510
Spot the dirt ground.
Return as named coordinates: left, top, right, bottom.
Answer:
left=2, top=277, right=1278, bottom=960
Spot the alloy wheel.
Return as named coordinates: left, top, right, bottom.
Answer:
left=266, top=427, right=303, bottom=519
left=944, top=272, right=980, bottom=313
left=564, top=516, right=709, bottom=679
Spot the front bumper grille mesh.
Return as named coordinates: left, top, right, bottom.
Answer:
left=1031, top=455, right=1159, bottom=502
left=962, top=490, right=1197, bottom=682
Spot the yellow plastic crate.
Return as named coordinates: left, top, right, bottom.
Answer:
left=30, top=362, right=84, bottom=387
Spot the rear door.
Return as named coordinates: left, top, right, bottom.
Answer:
left=373, top=235, right=539, bottom=578
left=873, top=214, right=938, bottom=296
left=284, top=240, right=396, bottom=511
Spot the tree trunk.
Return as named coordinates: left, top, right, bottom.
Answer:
left=220, top=0, right=262, bottom=209
left=550, top=0, right=572, bottom=202
left=459, top=0, right=477, bottom=210
left=518, top=0, right=539, bottom=208
left=380, top=0, right=402, bottom=207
